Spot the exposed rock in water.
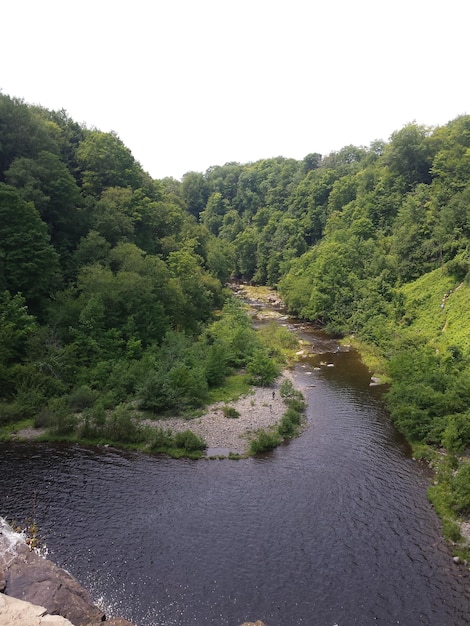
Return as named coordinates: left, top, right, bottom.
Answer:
left=0, top=518, right=133, bottom=625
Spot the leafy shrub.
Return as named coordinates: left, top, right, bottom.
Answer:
left=249, top=429, right=281, bottom=454
left=450, top=464, right=470, bottom=515
left=246, top=350, right=279, bottom=386
left=222, top=405, right=240, bottom=419
left=204, top=342, right=228, bottom=387
left=173, top=429, right=206, bottom=451
left=441, top=413, right=470, bottom=452
left=104, top=405, right=145, bottom=443
left=285, top=396, right=306, bottom=413
left=68, top=385, right=97, bottom=411
left=47, top=399, right=78, bottom=436
left=150, top=427, right=174, bottom=450
left=278, top=414, right=296, bottom=437
left=279, top=379, right=295, bottom=398
left=283, top=406, right=302, bottom=426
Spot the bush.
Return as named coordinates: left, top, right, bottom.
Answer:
left=68, top=385, right=97, bottom=411
left=150, top=427, right=174, bottom=450
left=47, top=399, right=78, bottom=436
left=173, top=430, right=206, bottom=451
left=247, top=350, right=279, bottom=386
left=283, top=406, right=302, bottom=426
left=279, top=379, right=295, bottom=398
left=441, top=413, right=470, bottom=453
left=222, top=405, right=240, bottom=419
left=278, top=414, right=296, bottom=437
left=249, top=429, right=281, bottom=454
left=104, top=405, right=145, bottom=443
left=286, top=396, right=306, bottom=413
left=451, top=464, right=470, bottom=515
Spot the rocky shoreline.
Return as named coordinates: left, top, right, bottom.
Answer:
left=0, top=518, right=133, bottom=625
left=145, top=369, right=301, bottom=456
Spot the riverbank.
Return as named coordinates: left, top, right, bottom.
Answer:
left=144, top=370, right=300, bottom=456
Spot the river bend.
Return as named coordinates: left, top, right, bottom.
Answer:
left=1, top=324, right=469, bottom=625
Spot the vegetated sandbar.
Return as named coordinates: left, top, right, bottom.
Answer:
left=144, top=370, right=301, bottom=455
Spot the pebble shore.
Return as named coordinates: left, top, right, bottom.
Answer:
left=145, top=370, right=300, bottom=455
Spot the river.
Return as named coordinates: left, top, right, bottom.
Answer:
left=1, top=317, right=469, bottom=625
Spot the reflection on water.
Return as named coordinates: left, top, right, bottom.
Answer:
left=1, top=324, right=469, bottom=625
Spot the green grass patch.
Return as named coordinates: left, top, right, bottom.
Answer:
left=400, top=266, right=470, bottom=356
left=0, top=417, right=35, bottom=440
left=207, top=373, right=251, bottom=403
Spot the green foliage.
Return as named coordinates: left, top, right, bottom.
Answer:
left=249, top=428, right=282, bottom=455
left=0, top=292, right=37, bottom=398
left=207, top=373, right=251, bottom=404
left=104, top=405, right=146, bottom=444
left=149, top=427, right=206, bottom=458
left=279, top=379, right=296, bottom=398
left=173, top=429, right=206, bottom=451
left=67, top=385, right=98, bottom=411
left=47, top=398, right=78, bottom=436
left=150, top=426, right=174, bottom=450
left=222, top=405, right=240, bottom=419
left=76, top=130, right=145, bottom=196
left=450, top=464, right=470, bottom=515
left=246, top=349, right=280, bottom=386
left=0, top=184, right=60, bottom=311
left=278, top=414, right=296, bottom=437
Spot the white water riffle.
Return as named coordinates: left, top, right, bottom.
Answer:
left=0, top=516, right=26, bottom=566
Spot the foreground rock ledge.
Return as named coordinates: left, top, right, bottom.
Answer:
left=0, top=520, right=134, bottom=625
left=0, top=594, right=74, bottom=625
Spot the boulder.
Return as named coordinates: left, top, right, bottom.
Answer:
left=3, top=542, right=105, bottom=625
left=1, top=520, right=105, bottom=626
left=0, top=593, right=74, bottom=625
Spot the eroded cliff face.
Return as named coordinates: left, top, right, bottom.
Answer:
left=0, top=518, right=133, bottom=625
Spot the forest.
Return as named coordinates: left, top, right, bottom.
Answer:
left=1, top=93, right=470, bottom=541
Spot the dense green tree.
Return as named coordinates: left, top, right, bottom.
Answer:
left=5, top=150, right=82, bottom=251
left=0, top=184, right=60, bottom=310
left=384, top=123, right=434, bottom=190
left=0, top=292, right=37, bottom=398
left=200, top=192, right=228, bottom=235
left=0, top=94, right=60, bottom=177
left=76, top=130, right=145, bottom=195
left=182, top=171, right=210, bottom=218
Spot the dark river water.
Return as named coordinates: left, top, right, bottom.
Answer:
left=1, top=320, right=470, bottom=625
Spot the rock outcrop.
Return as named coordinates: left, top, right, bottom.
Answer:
left=2, top=541, right=105, bottom=625
left=0, top=518, right=133, bottom=625
left=0, top=594, right=74, bottom=625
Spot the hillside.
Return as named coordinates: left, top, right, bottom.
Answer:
left=401, top=269, right=470, bottom=355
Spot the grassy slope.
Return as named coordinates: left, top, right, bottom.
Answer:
left=400, top=268, right=470, bottom=556
left=400, top=268, right=469, bottom=356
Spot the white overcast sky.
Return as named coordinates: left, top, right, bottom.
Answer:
left=2, top=0, right=469, bottom=180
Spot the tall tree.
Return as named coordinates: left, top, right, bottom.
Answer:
left=76, top=130, right=145, bottom=196
left=0, top=184, right=60, bottom=312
